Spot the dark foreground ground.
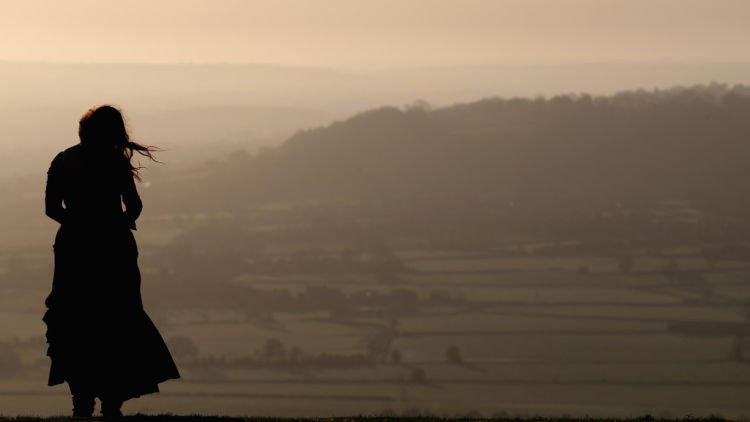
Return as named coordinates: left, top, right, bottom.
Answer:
left=0, top=416, right=735, bottom=422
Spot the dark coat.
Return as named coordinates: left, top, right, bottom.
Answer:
left=43, top=144, right=179, bottom=400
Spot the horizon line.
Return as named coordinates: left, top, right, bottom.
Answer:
left=3, top=59, right=750, bottom=71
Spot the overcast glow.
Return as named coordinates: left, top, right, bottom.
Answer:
left=1, top=0, right=749, bottom=67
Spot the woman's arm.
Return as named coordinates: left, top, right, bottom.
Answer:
left=44, top=154, right=66, bottom=224
left=122, top=174, right=143, bottom=230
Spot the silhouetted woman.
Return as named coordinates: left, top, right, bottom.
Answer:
left=43, top=105, right=179, bottom=417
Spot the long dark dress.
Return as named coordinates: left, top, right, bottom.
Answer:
left=43, top=144, right=179, bottom=401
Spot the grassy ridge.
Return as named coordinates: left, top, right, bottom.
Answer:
left=0, top=416, right=733, bottom=422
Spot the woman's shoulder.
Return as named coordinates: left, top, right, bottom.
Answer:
left=52, top=144, right=83, bottom=161
left=50, top=144, right=130, bottom=174
left=48, top=145, right=85, bottom=174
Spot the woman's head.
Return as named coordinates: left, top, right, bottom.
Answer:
left=78, top=105, right=158, bottom=180
left=78, top=105, right=129, bottom=149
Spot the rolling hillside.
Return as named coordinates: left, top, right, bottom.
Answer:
left=145, top=84, right=750, bottom=240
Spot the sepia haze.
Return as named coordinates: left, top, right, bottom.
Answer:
left=2, top=0, right=750, bottom=66
left=1, top=0, right=750, bottom=419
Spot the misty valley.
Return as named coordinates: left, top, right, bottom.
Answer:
left=1, top=84, right=750, bottom=417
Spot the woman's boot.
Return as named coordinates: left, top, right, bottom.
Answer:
left=101, top=397, right=124, bottom=419
left=71, top=394, right=95, bottom=417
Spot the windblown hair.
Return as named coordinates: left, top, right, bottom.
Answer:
left=78, top=105, right=158, bottom=180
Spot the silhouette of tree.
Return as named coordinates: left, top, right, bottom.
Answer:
left=261, top=338, right=286, bottom=362
left=167, top=335, right=199, bottom=360
left=391, top=349, right=402, bottom=364
left=446, top=345, right=463, bottom=365
left=409, top=367, right=426, bottom=383
left=288, top=346, right=304, bottom=363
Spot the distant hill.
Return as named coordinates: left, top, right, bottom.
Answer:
left=5, top=61, right=750, bottom=175
left=149, top=84, right=750, bottom=225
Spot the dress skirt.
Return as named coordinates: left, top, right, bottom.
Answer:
left=43, top=222, right=179, bottom=400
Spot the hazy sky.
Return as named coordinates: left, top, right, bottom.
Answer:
left=1, top=0, right=749, bottom=68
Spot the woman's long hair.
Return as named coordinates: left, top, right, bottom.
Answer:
left=78, top=105, right=158, bottom=180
